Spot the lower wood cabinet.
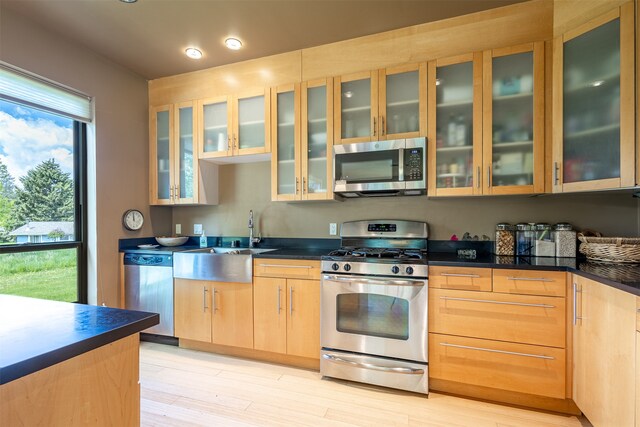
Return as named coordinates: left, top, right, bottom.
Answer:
left=572, top=274, right=636, bottom=427
left=253, top=259, right=321, bottom=360
left=174, top=278, right=253, bottom=348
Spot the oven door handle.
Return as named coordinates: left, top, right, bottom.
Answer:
left=322, top=275, right=425, bottom=287
left=322, top=354, right=424, bottom=375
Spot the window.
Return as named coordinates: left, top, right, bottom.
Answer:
left=0, top=63, right=89, bottom=303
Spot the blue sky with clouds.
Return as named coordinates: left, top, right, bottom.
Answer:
left=0, top=99, right=74, bottom=185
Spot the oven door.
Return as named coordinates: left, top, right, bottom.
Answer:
left=321, top=273, right=428, bottom=363
left=333, top=140, right=404, bottom=193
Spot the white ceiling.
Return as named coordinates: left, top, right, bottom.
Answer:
left=2, top=0, right=526, bottom=80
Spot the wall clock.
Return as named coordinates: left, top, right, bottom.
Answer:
left=122, top=209, right=144, bottom=231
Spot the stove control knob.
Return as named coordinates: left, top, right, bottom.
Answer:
left=331, top=263, right=340, bottom=271
left=344, top=264, right=352, bottom=272
left=391, top=266, right=400, bottom=274
left=406, top=266, right=414, bottom=275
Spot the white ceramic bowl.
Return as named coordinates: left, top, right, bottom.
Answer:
left=155, top=236, right=189, bottom=247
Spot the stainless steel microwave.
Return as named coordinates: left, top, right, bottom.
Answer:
left=333, top=138, right=426, bottom=197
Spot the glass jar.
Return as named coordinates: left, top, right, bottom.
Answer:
left=494, top=223, right=515, bottom=256
left=553, top=223, right=577, bottom=257
left=516, top=223, right=535, bottom=256
left=533, top=223, right=555, bottom=257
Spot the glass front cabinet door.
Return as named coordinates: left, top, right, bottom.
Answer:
left=553, top=4, right=634, bottom=192
left=483, top=42, right=545, bottom=195
left=234, top=88, right=271, bottom=156
left=197, top=96, right=232, bottom=159
left=174, top=101, right=198, bottom=204
left=334, top=71, right=378, bottom=144
left=150, top=105, right=174, bottom=204
left=428, top=53, right=483, bottom=196
left=272, top=79, right=334, bottom=201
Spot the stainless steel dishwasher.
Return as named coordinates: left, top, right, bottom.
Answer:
left=124, top=253, right=174, bottom=336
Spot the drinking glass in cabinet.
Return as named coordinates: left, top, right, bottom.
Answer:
left=435, top=62, right=474, bottom=189
left=178, top=106, right=194, bottom=199
left=307, top=85, right=328, bottom=193
left=563, top=18, right=621, bottom=183
left=385, top=71, right=419, bottom=135
left=341, top=79, right=371, bottom=139
left=238, top=95, right=266, bottom=150
left=202, top=101, right=228, bottom=153
left=491, top=52, right=534, bottom=187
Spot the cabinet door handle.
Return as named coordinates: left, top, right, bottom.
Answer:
left=554, top=162, right=560, bottom=185
left=295, top=177, right=299, bottom=195
left=381, top=116, right=385, bottom=136
left=505, top=276, right=554, bottom=282
left=573, top=282, right=583, bottom=325
left=169, top=185, right=174, bottom=202
left=439, top=342, right=555, bottom=360
left=302, top=177, right=307, bottom=195
left=212, top=287, right=217, bottom=312
left=203, top=287, right=208, bottom=312
left=175, top=185, right=180, bottom=199
left=258, top=264, right=313, bottom=269
left=476, top=167, right=481, bottom=188
left=372, top=117, right=377, bottom=137
left=440, top=296, right=555, bottom=309
left=277, top=286, right=281, bottom=313
left=289, top=286, right=294, bottom=316
left=233, top=134, right=237, bottom=149
left=487, top=165, right=491, bottom=188
left=440, top=273, right=481, bottom=278
left=227, top=135, right=231, bottom=151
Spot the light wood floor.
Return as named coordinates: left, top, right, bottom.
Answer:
left=140, top=342, right=585, bottom=427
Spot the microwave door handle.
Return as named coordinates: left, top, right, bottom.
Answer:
left=398, top=148, right=405, bottom=182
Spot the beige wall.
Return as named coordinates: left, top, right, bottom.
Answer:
left=0, top=6, right=170, bottom=306
left=174, top=162, right=640, bottom=240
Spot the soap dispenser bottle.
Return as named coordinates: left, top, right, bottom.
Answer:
left=199, top=230, right=207, bottom=248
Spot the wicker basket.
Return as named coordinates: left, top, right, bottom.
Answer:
left=578, top=233, right=640, bottom=263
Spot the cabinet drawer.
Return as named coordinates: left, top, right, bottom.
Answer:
left=429, top=288, right=565, bottom=348
left=253, top=259, right=321, bottom=280
left=429, top=266, right=492, bottom=291
left=493, top=269, right=566, bottom=297
left=429, top=333, right=566, bottom=399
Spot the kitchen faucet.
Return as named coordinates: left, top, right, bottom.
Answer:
left=248, top=210, right=261, bottom=248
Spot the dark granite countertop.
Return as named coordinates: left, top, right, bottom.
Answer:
left=253, top=247, right=332, bottom=260
left=0, top=295, right=159, bottom=385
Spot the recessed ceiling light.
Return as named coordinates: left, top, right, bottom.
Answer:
left=225, top=37, right=243, bottom=50
left=590, top=80, right=605, bottom=87
left=185, top=48, right=203, bottom=59
left=119, top=0, right=137, bottom=3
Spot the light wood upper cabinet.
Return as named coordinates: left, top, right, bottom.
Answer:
left=572, top=274, right=636, bottom=427
left=272, top=79, right=334, bottom=201
left=150, top=103, right=218, bottom=205
left=428, top=44, right=545, bottom=197
left=196, top=88, right=271, bottom=160
left=552, top=3, right=635, bottom=192
left=334, top=65, right=426, bottom=145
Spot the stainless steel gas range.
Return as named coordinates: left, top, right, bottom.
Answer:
left=320, top=219, right=429, bottom=394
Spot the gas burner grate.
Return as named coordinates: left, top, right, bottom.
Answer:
left=328, top=247, right=425, bottom=259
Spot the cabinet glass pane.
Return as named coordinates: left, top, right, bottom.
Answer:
left=386, top=70, right=419, bottom=135
left=435, top=62, right=474, bottom=189
left=238, top=95, right=265, bottom=150
left=156, top=110, right=170, bottom=200
left=307, top=85, right=328, bottom=193
left=276, top=91, right=296, bottom=195
left=341, top=78, right=371, bottom=139
left=202, top=101, right=228, bottom=153
left=563, top=19, right=620, bottom=183
left=491, top=52, right=534, bottom=187
left=178, top=106, right=194, bottom=199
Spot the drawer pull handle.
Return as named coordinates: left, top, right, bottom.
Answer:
left=258, top=264, right=313, bottom=269
left=440, top=273, right=481, bottom=278
left=439, top=342, right=554, bottom=360
left=505, top=276, right=554, bottom=282
left=440, top=296, right=555, bottom=309
left=322, top=354, right=425, bottom=374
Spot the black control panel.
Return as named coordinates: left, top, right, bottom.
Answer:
left=404, top=147, right=423, bottom=181
left=367, top=223, right=397, bottom=233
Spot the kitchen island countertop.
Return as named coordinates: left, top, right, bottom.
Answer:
left=0, top=295, right=158, bottom=384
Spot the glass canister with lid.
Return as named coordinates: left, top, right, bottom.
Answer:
left=553, top=223, right=577, bottom=257
left=515, top=223, right=535, bottom=256
left=494, top=223, right=515, bottom=255
left=533, top=223, right=555, bottom=257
